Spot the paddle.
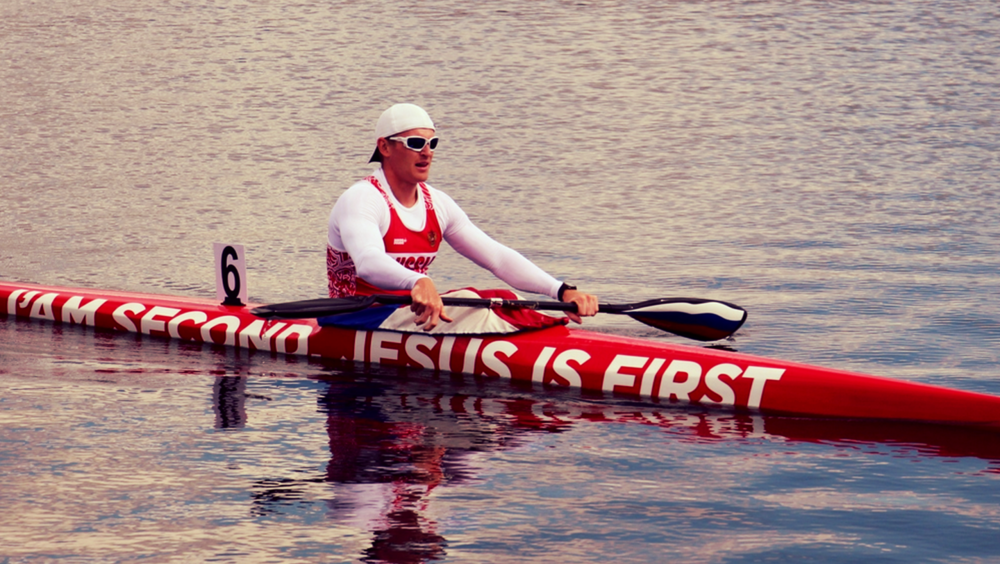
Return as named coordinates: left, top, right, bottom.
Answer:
left=251, top=295, right=747, bottom=341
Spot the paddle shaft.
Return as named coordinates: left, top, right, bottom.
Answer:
left=251, top=294, right=747, bottom=341
left=369, top=293, right=614, bottom=313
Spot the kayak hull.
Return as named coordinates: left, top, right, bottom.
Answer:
left=3, top=281, right=999, bottom=429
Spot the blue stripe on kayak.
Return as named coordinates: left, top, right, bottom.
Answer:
left=317, top=305, right=399, bottom=330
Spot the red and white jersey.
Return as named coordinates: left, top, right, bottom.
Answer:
left=327, top=167, right=563, bottom=300
left=328, top=175, right=441, bottom=297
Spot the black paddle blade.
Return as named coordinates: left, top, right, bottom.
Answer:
left=251, top=296, right=380, bottom=318
left=612, top=298, right=748, bottom=341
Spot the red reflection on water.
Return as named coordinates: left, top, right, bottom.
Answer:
left=225, top=369, right=1000, bottom=563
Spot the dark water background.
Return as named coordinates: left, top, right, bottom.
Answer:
left=2, top=1, right=999, bottom=562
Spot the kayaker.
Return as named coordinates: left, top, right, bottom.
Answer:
left=327, top=103, right=598, bottom=331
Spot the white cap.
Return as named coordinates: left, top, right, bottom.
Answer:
left=370, top=103, right=435, bottom=163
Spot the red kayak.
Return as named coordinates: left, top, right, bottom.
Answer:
left=3, top=280, right=999, bottom=429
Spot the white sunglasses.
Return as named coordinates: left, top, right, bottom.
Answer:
left=388, top=135, right=439, bottom=152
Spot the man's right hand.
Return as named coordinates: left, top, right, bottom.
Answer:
left=410, top=277, right=453, bottom=331
left=561, top=288, right=599, bottom=324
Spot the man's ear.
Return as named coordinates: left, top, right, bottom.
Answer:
left=376, top=137, right=390, bottom=159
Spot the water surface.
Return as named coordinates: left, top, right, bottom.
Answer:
left=2, top=1, right=999, bottom=562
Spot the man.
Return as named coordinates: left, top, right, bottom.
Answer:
left=327, top=103, right=598, bottom=331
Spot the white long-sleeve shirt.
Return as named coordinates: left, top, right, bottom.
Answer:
left=328, top=168, right=563, bottom=299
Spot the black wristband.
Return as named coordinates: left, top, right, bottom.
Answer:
left=558, top=283, right=577, bottom=301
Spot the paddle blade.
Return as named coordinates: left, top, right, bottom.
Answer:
left=250, top=296, right=379, bottom=319
left=617, top=299, right=748, bottom=341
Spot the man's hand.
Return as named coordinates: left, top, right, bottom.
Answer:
left=410, top=277, right=453, bottom=331
left=561, top=288, right=599, bottom=324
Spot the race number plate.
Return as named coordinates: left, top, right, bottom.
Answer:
left=213, top=243, right=247, bottom=306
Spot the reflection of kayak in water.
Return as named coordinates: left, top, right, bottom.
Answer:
left=240, top=372, right=1000, bottom=530
left=310, top=374, right=1000, bottom=478
left=5, top=280, right=1000, bottom=430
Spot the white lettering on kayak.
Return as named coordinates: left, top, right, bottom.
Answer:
left=167, top=311, right=208, bottom=339
left=4, top=288, right=785, bottom=407
left=482, top=340, right=517, bottom=378
left=659, top=360, right=702, bottom=402
left=405, top=334, right=438, bottom=370
left=9, top=290, right=38, bottom=314
left=551, top=349, right=589, bottom=388
left=639, top=358, right=666, bottom=398
left=141, top=306, right=181, bottom=335
left=603, top=353, right=785, bottom=409
left=200, top=315, right=241, bottom=347
left=6, top=289, right=313, bottom=355
left=603, top=355, right=647, bottom=393
left=704, top=363, right=742, bottom=405
left=354, top=330, right=368, bottom=362
left=372, top=331, right=403, bottom=364
left=4, top=289, right=23, bottom=313
left=439, top=336, right=455, bottom=372
left=62, top=296, right=106, bottom=326
left=355, top=331, right=515, bottom=376
left=113, top=302, right=146, bottom=332
left=463, top=338, right=483, bottom=374
left=743, top=366, right=785, bottom=409
left=532, top=347, right=557, bottom=383
left=532, top=347, right=589, bottom=387
left=276, top=325, right=311, bottom=355
left=29, top=293, right=59, bottom=321
left=238, top=319, right=287, bottom=351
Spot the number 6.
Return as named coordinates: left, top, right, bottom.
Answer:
left=214, top=243, right=247, bottom=306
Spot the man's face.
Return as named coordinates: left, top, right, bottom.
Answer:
left=381, top=128, right=436, bottom=186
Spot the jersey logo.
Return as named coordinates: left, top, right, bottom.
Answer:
left=393, top=238, right=407, bottom=245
